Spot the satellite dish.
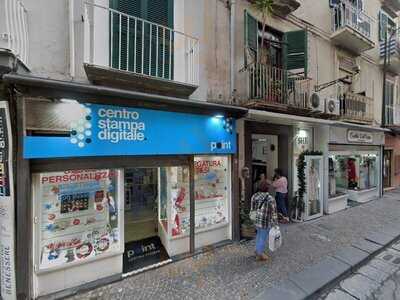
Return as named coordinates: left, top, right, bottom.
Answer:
left=310, top=93, right=320, bottom=108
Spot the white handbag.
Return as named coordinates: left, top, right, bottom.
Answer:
left=268, top=226, right=282, bottom=252
left=249, top=210, right=257, bottom=222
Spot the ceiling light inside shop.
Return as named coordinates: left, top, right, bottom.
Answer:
left=297, top=129, right=308, bottom=138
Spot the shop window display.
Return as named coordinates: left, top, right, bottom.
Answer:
left=329, top=154, right=378, bottom=194
left=194, top=156, right=229, bottom=231
left=159, top=166, right=190, bottom=238
left=34, top=169, right=121, bottom=270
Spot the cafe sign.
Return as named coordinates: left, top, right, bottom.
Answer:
left=347, top=130, right=373, bottom=144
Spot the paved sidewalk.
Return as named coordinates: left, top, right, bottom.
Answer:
left=64, top=190, right=400, bottom=300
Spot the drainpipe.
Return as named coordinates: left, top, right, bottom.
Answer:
left=230, top=0, right=236, bottom=103
left=68, top=0, right=75, bottom=78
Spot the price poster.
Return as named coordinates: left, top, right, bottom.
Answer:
left=36, top=169, right=120, bottom=270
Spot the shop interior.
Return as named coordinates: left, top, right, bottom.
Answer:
left=328, top=151, right=379, bottom=203
left=251, top=134, right=278, bottom=194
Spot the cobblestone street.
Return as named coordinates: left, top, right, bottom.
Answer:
left=319, top=240, right=400, bottom=300
left=57, top=190, right=400, bottom=300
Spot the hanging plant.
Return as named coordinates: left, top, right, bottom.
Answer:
left=293, top=150, right=323, bottom=217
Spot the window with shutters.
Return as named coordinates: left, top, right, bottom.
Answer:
left=109, top=0, right=174, bottom=79
left=244, top=10, right=306, bottom=74
left=379, top=10, right=396, bottom=41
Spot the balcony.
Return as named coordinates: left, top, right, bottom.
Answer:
left=330, top=1, right=374, bottom=55
left=247, top=0, right=300, bottom=16
left=239, top=62, right=311, bottom=113
left=385, top=104, right=400, bottom=128
left=83, top=2, right=199, bottom=98
left=382, top=0, right=400, bottom=14
left=0, top=0, right=29, bottom=73
left=339, top=92, right=374, bottom=125
left=379, top=36, right=400, bottom=74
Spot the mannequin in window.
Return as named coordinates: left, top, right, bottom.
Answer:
left=308, top=162, right=320, bottom=215
left=347, top=158, right=358, bottom=189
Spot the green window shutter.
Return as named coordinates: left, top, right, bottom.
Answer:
left=109, top=0, right=173, bottom=79
left=283, top=30, right=308, bottom=77
left=244, top=10, right=258, bottom=53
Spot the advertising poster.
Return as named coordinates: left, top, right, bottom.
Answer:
left=194, top=156, right=228, bottom=230
left=36, top=169, right=120, bottom=270
left=0, top=101, right=16, bottom=300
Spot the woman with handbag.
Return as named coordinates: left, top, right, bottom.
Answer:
left=250, top=180, right=278, bottom=261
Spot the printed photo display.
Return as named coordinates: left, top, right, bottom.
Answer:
left=194, top=156, right=228, bottom=231
left=37, top=169, right=120, bottom=270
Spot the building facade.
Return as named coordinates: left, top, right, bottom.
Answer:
left=0, top=0, right=246, bottom=299
left=212, top=0, right=394, bottom=218
left=0, top=0, right=399, bottom=299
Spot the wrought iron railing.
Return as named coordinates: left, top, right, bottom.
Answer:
left=331, top=1, right=373, bottom=40
left=84, top=2, right=199, bottom=86
left=0, top=0, right=28, bottom=65
left=245, top=62, right=311, bottom=109
left=340, top=92, right=374, bottom=124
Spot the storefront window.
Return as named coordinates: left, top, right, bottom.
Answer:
left=329, top=153, right=378, bottom=196
left=34, top=169, right=121, bottom=270
left=194, top=156, right=229, bottom=232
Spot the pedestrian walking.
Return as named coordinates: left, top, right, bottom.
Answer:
left=250, top=180, right=278, bottom=261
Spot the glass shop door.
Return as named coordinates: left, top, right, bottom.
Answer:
left=123, top=165, right=190, bottom=274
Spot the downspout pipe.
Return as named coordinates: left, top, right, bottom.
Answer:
left=230, top=0, right=236, bottom=103
left=68, top=0, right=75, bottom=78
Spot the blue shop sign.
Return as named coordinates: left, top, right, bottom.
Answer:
left=24, top=103, right=237, bottom=159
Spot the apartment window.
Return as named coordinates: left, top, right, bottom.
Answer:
left=244, top=10, right=308, bottom=76
left=109, top=0, right=174, bottom=78
left=379, top=10, right=396, bottom=41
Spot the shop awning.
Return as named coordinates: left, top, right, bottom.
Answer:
left=246, top=109, right=390, bottom=132
left=246, top=109, right=334, bottom=126
left=1, top=73, right=248, bottom=118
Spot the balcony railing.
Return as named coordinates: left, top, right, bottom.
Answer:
left=0, top=0, right=29, bottom=65
left=331, top=1, right=373, bottom=40
left=385, top=104, right=400, bottom=126
left=340, top=92, right=374, bottom=124
left=84, top=2, right=199, bottom=86
left=245, top=62, right=311, bottom=110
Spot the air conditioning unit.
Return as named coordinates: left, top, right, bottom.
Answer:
left=325, top=96, right=340, bottom=116
left=309, top=93, right=325, bottom=113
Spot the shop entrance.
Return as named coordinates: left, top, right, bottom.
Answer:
left=251, top=134, right=278, bottom=193
left=384, top=150, right=393, bottom=188
left=123, top=166, right=190, bottom=274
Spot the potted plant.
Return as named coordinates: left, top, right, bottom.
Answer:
left=240, top=192, right=256, bottom=238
